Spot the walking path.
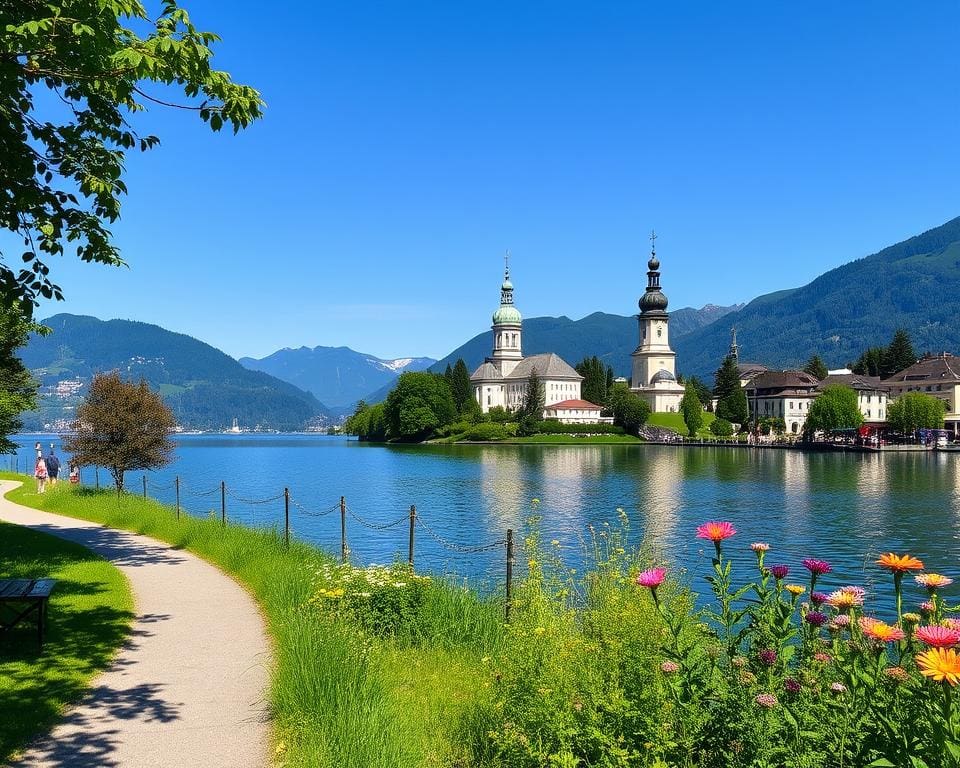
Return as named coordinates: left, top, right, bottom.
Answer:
left=0, top=481, right=271, bottom=768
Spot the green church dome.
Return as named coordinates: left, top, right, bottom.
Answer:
left=493, top=305, right=522, bottom=325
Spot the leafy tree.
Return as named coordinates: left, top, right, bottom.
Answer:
left=882, top=329, right=916, bottom=377
left=0, top=309, right=44, bottom=451
left=804, top=355, right=828, bottom=380
left=1, top=1, right=263, bottom=310
left=384, top=372, right=456, bottom=441
left=344, top=400, right=388, bottom=441
left=887, top=392, right=946, bottom=434
left=716, top=388, right=748, bottom=428
left=63, top=372, right=175, bottom=491
left=680, top=381, right=703, bottom=436
left=804, top=385, right=863, bottom=436
left=686, top=375, right=713, bottom=410
left=575, top=356, right=612, bottom=405
left=607, top=382, right=650, bottom=436
left=852, top=346, right=884, bottom=377
left=710, top=418, right=734, bottom=437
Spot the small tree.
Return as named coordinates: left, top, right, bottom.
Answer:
left=680, top=381, right=703, bottom=436
left=686, top=375, right=713, bottom=410
left=710, top=418, right=734, bottom=437
left=716, top=388, right=749, bottom=429
left=449, top=359, right=475, bottom=416
left=64, top=373, right=175, bottom=491
left=713, top=355, right=741, bottom=400
left=887, top=392, right=946, bottom=434
left=804, top=385, right=863, bottom=437
left=520, top=368, right=545, bottom=420
left=804, top=355, right=828, bottom=380
left=607, top=382, right=651, bottom=435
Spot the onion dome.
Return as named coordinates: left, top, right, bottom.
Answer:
left=639, top=241, right=669, bottom=315
left=493, top=255, right=522, bottom=325
left=651, top=368, right=676, bottom=384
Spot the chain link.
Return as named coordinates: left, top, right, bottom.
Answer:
left=345, top=505, right=408, bottom=531
left=415, top=513, right=507, bottom=554
left=289, top=497, right=341, bottom=518
left=228, top=489, right=285, bottom=505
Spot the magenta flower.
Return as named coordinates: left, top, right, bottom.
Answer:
left=696, top=521, right=737, bottom=542
left=758, top=649, right=777, bottom=666
left=784, top=677, right=801, bottom=693
left=915, top=625, right=960, bottom=649
left=802, top=559, right=833, bottom=576
left=811, top=591, right=828, bottom=606
left=635, top=568, right=667, bottom=589
left=805, top=611, right=827, bottom=627
left=769, top=565, right=790, bottom=580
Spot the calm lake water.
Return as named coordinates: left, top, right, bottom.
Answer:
left=12, top=434, right=960, bottom=607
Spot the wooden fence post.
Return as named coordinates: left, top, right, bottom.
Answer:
left=284, top=487, right=290, bottom=549
left=408, top=504, right=416, bottom=569
left=142, top=474, right=147, bottom=499
left=95, top=466, right=99, bottom=490
left=175, top=476, right=180, bottom=520
left=340, top=496, right=347, bottom=563
left=505, top=528, right=514, bottom=622
left=221, top=481, right=226, bottom=526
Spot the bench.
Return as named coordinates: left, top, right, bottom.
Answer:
left=0, top=578, right=57, bottom=650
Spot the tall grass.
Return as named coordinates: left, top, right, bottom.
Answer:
left=2, top=475, right=502, bottom=767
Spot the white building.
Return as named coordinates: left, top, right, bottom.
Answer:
left=820, top=373, right=888, bottom=424
left=471, top=261, right=584, bottom=413
left=630, top=236, right=685, bottom=412
left=543, top=399, right=613, bottom=424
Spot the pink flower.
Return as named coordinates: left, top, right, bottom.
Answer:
left=755, top=693, right=778, bottom=709
left=758, top=649, right=777, bottom=666
left=660, top=661, right=679, bottom=674
left=826, top=586, right=865, bottom=610
left=784, top=677, right=801, bottom=693
left=921, top=601, right=935, bottom=615
left=696, top=521, right=737, bottom=542
left=802, top=558, right=833, bottom=577
left=813, top=652, right=832, bottom=663
left=916, top=573, right=954, bottom=591
left=769, top=565, right=790, bottom=580
left=944, top=618, right=960, bottom=632
left=751, top=542, right=770, bottom=552
left=805, top=611, right=827, bottom=627
left=635, top=568, right=667, bottom=589
left=830, top=682, right=847, bottom=694
left=832, top=615, right=851, bottom=628
left=915, top=625, right=960, bottom=649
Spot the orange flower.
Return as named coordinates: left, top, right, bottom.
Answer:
left=916, top=648, right=960, bottom=686
left=859, top=617, right=905, bottom=643
left=876, top=553, right=924, bottom=572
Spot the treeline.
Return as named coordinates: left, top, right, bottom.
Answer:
left=851, top=329, right=916, bottom=378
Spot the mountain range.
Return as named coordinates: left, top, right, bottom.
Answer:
left=239, top=347, right=435, bottom=410
left=21, top=315, right=329, bottom=431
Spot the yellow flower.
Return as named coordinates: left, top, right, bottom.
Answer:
left=528, top=559, right=538, bottom=569
left=917, top=648, right=960, bottom=685
left=533, top=626, right=547, bottom=636
left=785, top=584, right=805, bottom=597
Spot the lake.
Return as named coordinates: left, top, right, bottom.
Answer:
left=12, top=434, right=960, bottom=606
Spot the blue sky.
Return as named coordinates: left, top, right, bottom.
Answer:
left=34, top=1, right=960, bottom=360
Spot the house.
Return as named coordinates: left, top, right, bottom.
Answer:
left=884, top=352, right=960, bottom=432
left=819, top=373, right=888, bottom=423
left=543, top=399, right=612, bottom=424
left=745, top=370, right=821, bottom=435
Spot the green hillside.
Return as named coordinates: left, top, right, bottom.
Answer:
left=674, top=215, right=960, bottom=377
left=21, top=314, right=329, bottom=431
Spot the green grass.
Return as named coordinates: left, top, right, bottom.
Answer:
left=1, top=474, right=503, bottom=768
left=647, top=410, right=716, bottom=437
left=504, top=434, right=642, bottom=444
left=0, top=514, right=133, bottom=762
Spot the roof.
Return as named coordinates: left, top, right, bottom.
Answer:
left=470, top=361, right=500, bottom=381
left=737, top=362, right=768, bottom=375
left=545, top=399, right=602, bottom=411
left=885, top=353, right=960, bottom=384
left=745, top=370, right=820, bottom=394
left=504, top=353, right=582, bottom=380
left=820, top=373, right=887, bottom=392
left=651, top=368, right=676, bottom=384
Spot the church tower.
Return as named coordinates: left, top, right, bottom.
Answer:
left=490, top=252, right=522, bottom=376
left=631, top=232, right=685, bottom=412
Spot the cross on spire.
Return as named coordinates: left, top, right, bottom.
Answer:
left=650, top=229, right=657, bottom=255
left=504, top=249, right=510, bottom=279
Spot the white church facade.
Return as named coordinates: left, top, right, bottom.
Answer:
left=471, top=262, right=584, bottom=413
left=630, top=237, right=685, bottom=413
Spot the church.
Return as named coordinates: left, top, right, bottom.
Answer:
left=629, top=235, right=685, bottom=412
left=470, top=260, right=584, bottom=413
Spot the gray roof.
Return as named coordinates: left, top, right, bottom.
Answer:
left=651, top=368, right=676, bottom=384
left=470, top=362, right=500, bottom=381
left=820, top=373, right=886, bottom=392
left=745, top=370, right=820, bottom=395
left=885, top=353, right=960, bottom=384
left=505, top=353, right=582, bottom=381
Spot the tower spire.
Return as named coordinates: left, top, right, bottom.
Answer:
left=504, top=249, right=510, bottom=280
left=729, top=326, right=740, bottom=361
left=650, top=229, right=657, bottom=257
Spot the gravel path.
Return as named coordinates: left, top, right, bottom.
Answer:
left=0, top=481, right=271, bottom=768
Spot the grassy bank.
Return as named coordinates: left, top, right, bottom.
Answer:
left=647, top=410, right=717, bottom=436
left=1, top=474, right=503, bottom=767
left=0, top=511, right=133, bottom=762
left=502, top=434, right=641, bottom=444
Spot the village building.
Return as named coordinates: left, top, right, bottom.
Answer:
left=884, top=352, right=960, bottom=433
left=820, top=372, right=888, bottom=424
left=630, top=235, right=685, bottom=412
left=471, top=260, right=585, bottom=414
left=745, top=370, right=820, bottom=435
left=543, top=399, right=612, bottom=424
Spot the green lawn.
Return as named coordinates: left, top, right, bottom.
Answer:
left=0, top=512, right=133, bottom=762
left=647, top=410, right=716, bottom=437
left=504, top=434, right=642, bottom=444
left=2, top=475, right=499, bottom=768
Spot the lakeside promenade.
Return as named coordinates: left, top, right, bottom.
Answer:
left=0, top=481, right=271, bottom=768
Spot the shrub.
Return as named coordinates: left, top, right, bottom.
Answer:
left=462, top=422, right=512, bottom=441
left=710, top=417, right=734, bottom=437
left=534, top=420, right=625, bottom=435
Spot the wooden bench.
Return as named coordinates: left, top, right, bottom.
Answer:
left=0, top=578, right=56, bottom=650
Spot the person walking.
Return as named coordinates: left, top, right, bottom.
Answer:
left=35, top=455, right=48, bottom=493
left=46, top=445, right=61, bottom=486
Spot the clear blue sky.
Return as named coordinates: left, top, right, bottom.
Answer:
left=36, top=1, right=960, bottom=360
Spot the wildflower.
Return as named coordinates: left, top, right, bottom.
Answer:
left=877, top=553, right=924, bottom=573
left=696, top=521, right=737, bottom=542
left=811, top=591, right=828, bottom=606
left=533, top=626, right=546, bottom=636
left=903, top=612, right=922, bottom=625
left=532, top=498, right=540, bottom=504
left=755, top=692, right=778, bottom=708
left=802, top=558, right=833, bottom=577
left=813, top=652, right=832, bottom=663
left=751, top=542, right=769, bottom=552
left=916, top=573, right=953, bottom=591
left=769, top=565, right=790, bottom=580
left=916, top=648, right=960, bottom=685
left=884, top=666, right=910, bottom=684
left=832, top=615, right=851, bottom=629
left=739, top=670, right=757, bottom=684
left=732, top=655, right=748, bottom=668
left=758, top=649, right=777, bottom=666
left=785, top=584, right=806, bottom=597
left=805, top=611, right=827, bottom=627
left=830, top=682, right=847, bottom=694
left=921, top=601, right=935, bottom=615
left=660, top=661, right=680, bottom=674
left=784, top=677, right=801, bottom=693
left=635, top=568, right=667, bottom=589
left=826, top=587, right=865, bottom=610
left=550, top=539, right=560, bottom=547
left=944, top=618, right=960, bottom=631
left=528, top=559, right=538, bottom=569
left=915, top=625, right=960, bottom=648
left=859, top=617, right=905, bottom=643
